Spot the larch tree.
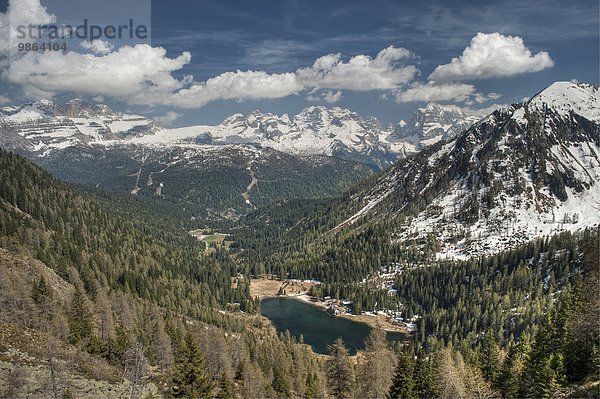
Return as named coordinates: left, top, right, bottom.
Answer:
left=358, top=328, right=396, bottom=398
left=326, top=337, right=354, bottom=398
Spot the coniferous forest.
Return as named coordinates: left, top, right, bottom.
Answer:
left=1, top=127, right=599, bottom=399
left=0, top=92, right=600, bottom=398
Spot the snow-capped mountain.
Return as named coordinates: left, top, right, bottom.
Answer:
left=1, top=100, right=481, bottom=169
left=128, top=106, right=399, bottom=169
left=384, top=103, right=480, bottom=150
left=0, top=99, right=159, bottom=155
left=333, top=81, right=600, bottom=258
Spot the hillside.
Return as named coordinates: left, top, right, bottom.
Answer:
left=332, top=82, right=600, bottom=258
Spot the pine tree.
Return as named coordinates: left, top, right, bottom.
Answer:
left=326, top=338, right=354, bottom=398
left=498, top=336, right=530, bottom=398
left=388, top=352, right=415, bottom=399
left=215, top=373, right=235, bottom=399
left=479, top=331, right=500, bottom=384
left=67, top=287, right=92, bottom=345
left=413, top=351, right=438, bottom=399
left=520, top=315, right=565, bottom=398
left=272, top=366, right=291, bottom=398
left=304, top=372, right=320, bottom=399
left=171, top=332, right=214, bottom=398
left=31, top=276, right=51, bottom=304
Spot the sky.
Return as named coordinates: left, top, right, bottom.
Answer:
left=0, top=0, right=598, bottom=127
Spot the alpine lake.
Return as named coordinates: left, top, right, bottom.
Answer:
left=260, top=296, right=407, bottom=355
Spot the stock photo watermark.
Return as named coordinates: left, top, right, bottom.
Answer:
left=7, top=0, right=151, bottom=74
left=14, top=19, right=149, bottom=52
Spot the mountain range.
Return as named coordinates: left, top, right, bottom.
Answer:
left=0, top=99, right=479, bottom=169
left=0, top=96, right=484, bottom=218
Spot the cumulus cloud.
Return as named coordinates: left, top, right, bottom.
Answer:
left=322, top=90, right=343, bottom=103
left=80, top=40, right=114, bottom=55
left=429, top=32, right=554, bottom=81
left=297, top=46, right=417, bottom=91
left=170, top=70, right=302, bottom=108
left=0, top=2, right=547, bottom=111
left=170, top=46, right=415, bottom=107
left=0, top=0, right=55, bottom=68
left=466, top=103, right=510, bottom=117
left=0, top=0, right=55, bottom=52
left=154, top=111, right=182, bottom=126
left=3, top=45, right=191, bottom=101
left=306, top=90, right=343, bottom=103
left=394, top=82, right=476, bottom=103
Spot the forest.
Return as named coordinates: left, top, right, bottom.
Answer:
left=0, top=147, right=598, bottom=398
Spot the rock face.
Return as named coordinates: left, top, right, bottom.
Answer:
left=385, top=103, right=480, bottom=148
left=0, top=99, right=159, bottom=155
left=333, top=82, right=600, bottom=258
left=1, top=100, right=481, bottom=169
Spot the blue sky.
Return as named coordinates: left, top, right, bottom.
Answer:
left=0, top=0, right=598, bottom=126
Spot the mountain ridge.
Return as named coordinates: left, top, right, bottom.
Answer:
left=328, top=81, right=600, bottom=258
left=0, top=99, right=480, bottom=169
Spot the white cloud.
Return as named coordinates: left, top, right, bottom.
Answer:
left=322, top=90, right=343, bottom=103
left=429, top=32, right=554, bottom=81
left=168, top=45, right=415, bottom=107
left=432, top=102, right=510, bottom=118
left=3, top=45, right=191, bottom=101
left=170, top=70, right=302, bottom=108
left=462, top=92, right=502, bottom=105
left=306, top=90, right=343, bottom=103
left=154, top=111, right=182, bottom=126
left=465, top=103, right=510, bottom=117
left=0, top=0, right=56, bottom=68
left=80, top=40, right=114, bottom=55
left=0, top=2, right=538, bottom=111
left=297, top=46, right=417, bottom=91
left=0, top=95, right=11, bottom=103
left=395, top=82, right=476, bottom=103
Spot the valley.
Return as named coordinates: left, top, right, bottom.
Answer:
left=1, top=81, right=599, bottom=398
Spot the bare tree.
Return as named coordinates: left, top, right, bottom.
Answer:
left=124, top=342, right=148, bottom=399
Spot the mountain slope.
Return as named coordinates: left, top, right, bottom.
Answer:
left=35, top=143, right=373, bottom=220
left=331, top=81, right=600, bottom=258
left=0, top=147, right=252, bottom=314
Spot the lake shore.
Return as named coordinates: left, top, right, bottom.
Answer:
left=293, top=294, right=409, bottom=334
left=250, top=277, right=409, bottom=334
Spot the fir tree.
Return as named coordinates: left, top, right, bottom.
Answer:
left=215, top=373, right=235, bottom=399
left=479, top=331, right=500, bottom=384
left=171, top=332, right=214, bottom=398
left=68, top=286, right=92, bottom=345
left=388, top=351, right=416, bottom=399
